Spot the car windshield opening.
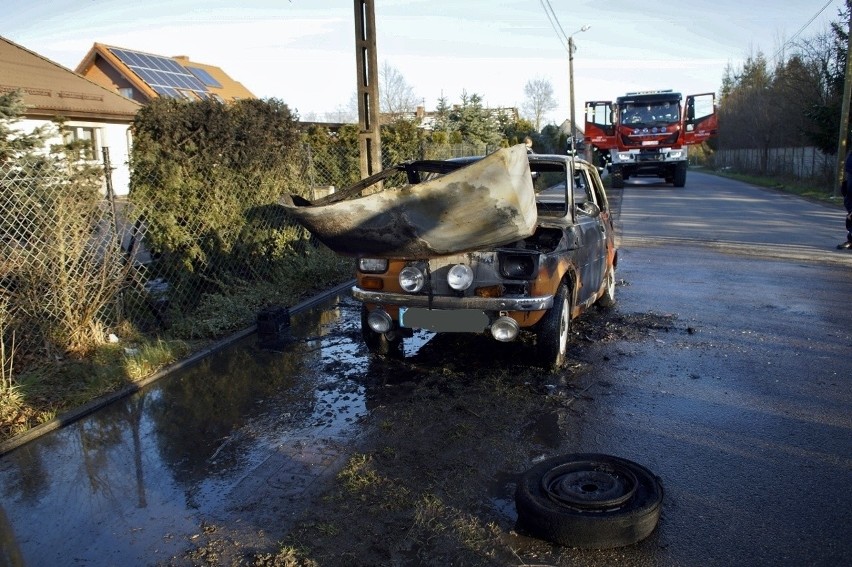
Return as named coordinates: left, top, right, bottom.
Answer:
left=532, top=164, right=568, bottom=217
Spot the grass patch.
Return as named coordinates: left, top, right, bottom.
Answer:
left=252, top=546, right=319, bottom=567
left=1, top=335, right=189, bottom=444
left=338, top=453, right=383, bottom=494
left=169, top=249, right=351, bottom=340
left=413, top=493, right=448, bottom=530
left=122, top=338, right=191, bottom=380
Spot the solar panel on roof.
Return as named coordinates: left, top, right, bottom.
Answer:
left=151, top=85, right=176, bottom=97
left=108, top=47, right=209, bottom=99
left=186, top=66, right=222, bottom=88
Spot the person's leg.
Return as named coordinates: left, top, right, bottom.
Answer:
left=839, top=194, right=852, bottom=249
left=846, top=210, right=852, bottom=244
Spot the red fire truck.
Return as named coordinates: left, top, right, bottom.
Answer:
left=584, top=90, right=717, bottom=188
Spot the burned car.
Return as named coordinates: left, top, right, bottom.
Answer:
left=280, top=144, right=617, bottom=368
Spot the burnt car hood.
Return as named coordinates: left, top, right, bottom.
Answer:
left=279, top=144, right=537, bottom=258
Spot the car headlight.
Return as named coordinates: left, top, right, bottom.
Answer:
left=668, top=150, right=683, bottom=159
left=399, top=266, right=425, bottom=292
left=490, top=316, right=519, bottom=342
left=358, top=258, right=388, bottom=273
left=500, top=254, right=537, bottom=279
left=366, top=309, right=393, bottom=333
left=618, top=152, right=633, bottom=161
left=447, top=264, right=474, bottom=291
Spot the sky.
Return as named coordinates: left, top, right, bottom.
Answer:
left=2, top=0, right=846, bottom=125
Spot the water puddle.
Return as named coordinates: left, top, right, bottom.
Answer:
left=0, top=291, right=395, bottom=566
left=487, top=471, right=519, bottom=524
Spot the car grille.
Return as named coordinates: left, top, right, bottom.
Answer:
left=422, top=253, right=503, bottom=296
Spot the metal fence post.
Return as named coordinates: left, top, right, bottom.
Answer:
left=101, top=147, right=124, bottom=321
left=102, top=147, right=120, bottom=228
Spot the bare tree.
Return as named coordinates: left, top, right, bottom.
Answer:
left=379, top=61, right=419, bottom=120
left=522, top=77, right=559, bottom=131
left=323, top=94, right=358, bottom=123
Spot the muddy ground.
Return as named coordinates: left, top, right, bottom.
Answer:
left=164, top=299, right=678, bottom=567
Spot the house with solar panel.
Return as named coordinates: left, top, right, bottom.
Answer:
left=75, top=43, right=255, bottom=104
left=0, top=35, right=141, bottom=196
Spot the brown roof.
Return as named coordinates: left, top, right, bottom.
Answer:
left=75, top=43, right=255, bottom=103
left=0, top=35, right=141, bottom=121
left=172, top=56, right=255, bottom=100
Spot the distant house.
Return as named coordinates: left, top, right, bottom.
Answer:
left=0, top=35, right=142, bottom=196
left=558, top=118, right=584, bottom=141
left=76, top=43, right=255, bottom=104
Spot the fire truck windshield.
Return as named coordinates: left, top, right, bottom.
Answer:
left=621, top=101, right=679, bottom=126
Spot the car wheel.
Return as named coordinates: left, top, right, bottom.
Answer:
left=515, top=453, right=664, bottom=549
left=596, top=269, right=616, bottom=308
left=360, top=305, right=402, bottom=356
left=611, top=169, right=624, bottom=189
left=536, top=282, right=570, bottom=369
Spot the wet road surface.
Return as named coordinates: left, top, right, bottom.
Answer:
left=552, top=246, right=851, bottom=565
left=1, top=171, right=851, bottom=566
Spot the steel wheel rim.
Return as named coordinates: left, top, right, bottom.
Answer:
left=541, top=460, right=638, bottom=510
left=557, top=295, right=569, bottom=356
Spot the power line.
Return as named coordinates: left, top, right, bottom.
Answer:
left=543, top=0, right=570, bottom=45
left=771, top=0, right=836, bottom=61
left=539, top=0, right=568, bottom=52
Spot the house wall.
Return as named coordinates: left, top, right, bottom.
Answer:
left=89, top=57, right=150, bottom=104
left=17, top=117, right=134, bottom=196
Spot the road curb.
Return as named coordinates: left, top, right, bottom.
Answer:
left=0, top=280, right=355, bottom=457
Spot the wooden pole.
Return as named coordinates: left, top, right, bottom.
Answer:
left=834, top=11, right=852, bottom=197
left=569, top=35, right=576, bottom=160
left=354, top=0, right=383, bottom=180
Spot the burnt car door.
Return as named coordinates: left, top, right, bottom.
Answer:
left=571, top=165, right=606, bottom=305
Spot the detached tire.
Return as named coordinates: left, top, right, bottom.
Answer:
left=515, top=453, right=663, bottom=549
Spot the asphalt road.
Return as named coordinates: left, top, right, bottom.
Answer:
left=0, top=170, right=850, bottom=566
left=617, top=170, right=849, bottom=257
left=570, top=171, right=852, bottom=565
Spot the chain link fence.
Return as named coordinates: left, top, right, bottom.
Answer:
left=1, top=154, right=133, bottom=359
left=1, top=138, right=494, bottom=370
left=1, top=146, right=349, bottom=367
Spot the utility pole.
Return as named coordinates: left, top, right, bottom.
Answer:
left=834, top=10, right=852, bottom=197
left=567, top=26, right=589, bottom=162
left=569, top=35, right=576, bottom=157
left=354, top=0, right=382, bottom=180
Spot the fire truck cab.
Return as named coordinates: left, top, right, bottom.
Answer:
left=584, top=90, right=717, bottom=189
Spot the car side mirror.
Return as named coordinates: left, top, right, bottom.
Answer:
left=577, top=201, right=601, bottom=217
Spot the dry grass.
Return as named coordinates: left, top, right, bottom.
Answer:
left=0, top=335, right=190, bottom=445
left=0, top=299, right=24, bottom=440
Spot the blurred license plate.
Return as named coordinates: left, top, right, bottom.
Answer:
left=399, top=307, right=489, bottom=332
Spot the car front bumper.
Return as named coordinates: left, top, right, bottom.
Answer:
left=351, top=286, right=554, bottom=312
